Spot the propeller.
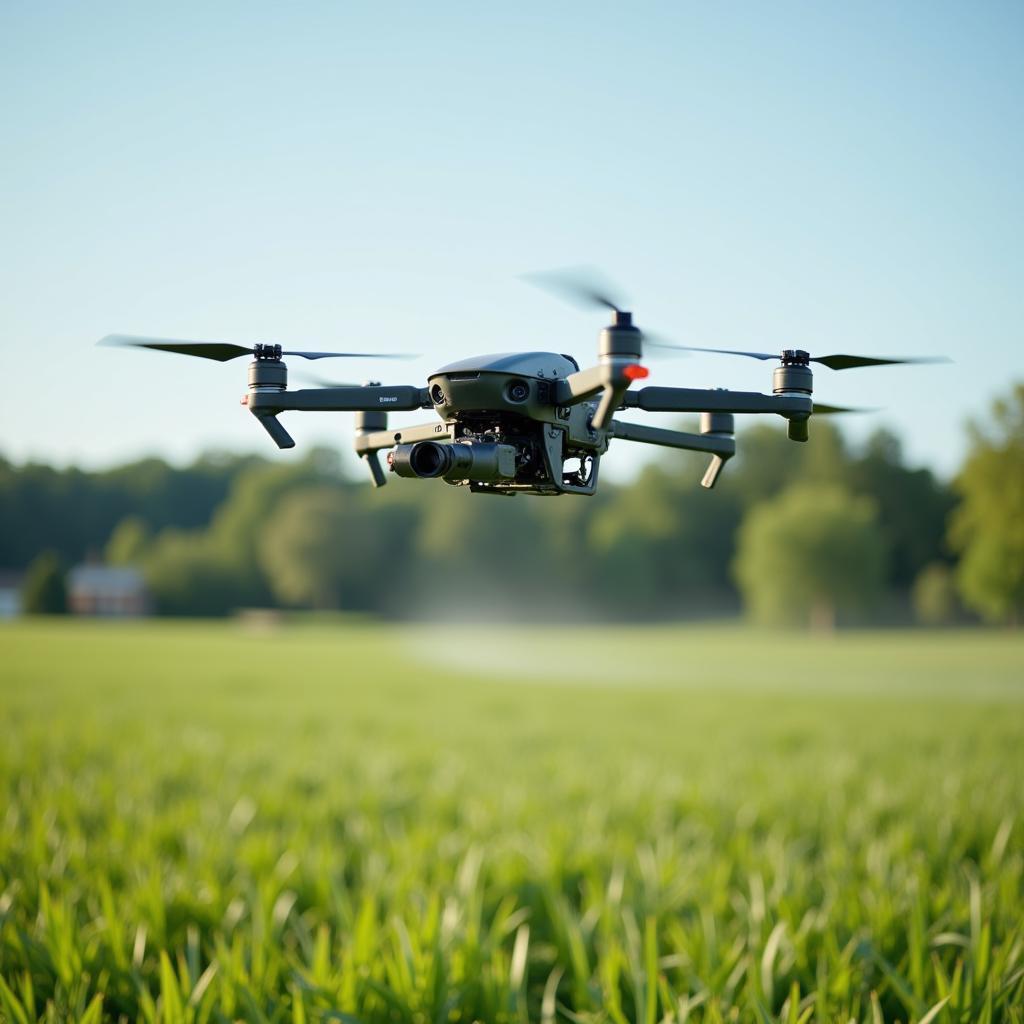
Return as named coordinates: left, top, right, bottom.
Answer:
left=812, top=402, right=875, bottom=415
left=649, top=342, right=949, bottom=371
left=297, top=374, right=373, bottom=389
left=99, top=334, right=415, bottom=362
left=520, top=266, right=626, bottom=314
left=522, top=269, right=949, bottom=371
left=637, top=330, right=691, bottom=357
left=523, top=267, right=690, bottom=356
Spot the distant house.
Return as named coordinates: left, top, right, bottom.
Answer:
left=0, top=571, right=23, bottom=619
left=67, top=565, right=149, bottom=617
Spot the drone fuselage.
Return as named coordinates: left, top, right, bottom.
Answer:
left=405, top=351, right=606, bottom=495
left=238, top=311, right=821, bottom=495
left=242, top=337, right=814, bottom=494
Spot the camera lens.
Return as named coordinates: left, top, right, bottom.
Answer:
left=430, top=384, right=446, bottom=405
left=507, top=380, right=529, bottom=402
left=409, top=442, right=449, bottom=477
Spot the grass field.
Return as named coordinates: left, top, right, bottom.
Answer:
left=1, top=620, right=1022, bottom=1023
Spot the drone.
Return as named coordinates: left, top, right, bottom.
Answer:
left=101, top=270, right=946, bottom=497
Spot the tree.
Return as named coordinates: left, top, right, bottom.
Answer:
left=848, top=429, right=955, bottom=590
left=0, top=451, right=272, bottom=571
left=589, top=463, right=743, bottom=616
left=123, top=447, right=353, bottom=617
left=141, top=530, right=243, bottom=616
left=949, top=383, right=1024, bottom=624
left=912, top=563, right=958, bottom=626
left=105, top=516, right=150, bottom=565
left=21, top=551, right=67, bottom=614
left=406, top=475, right=595, bottom=618
left=205, top=448, right=346, bottom=605
left=724, top=420, right=851, bottom=511
left=259, top=487, right=351, bottom=609
left=734, top=484, right=886, bottom=628
left=260, top=485, right=417, bottom=611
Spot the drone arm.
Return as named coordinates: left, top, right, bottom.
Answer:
left=622, top=386, right=811, bottom=417
left=353, top=420, right=453, bottom=455
left=610, top=419, right=736, bottom=489
left=350, top=419, right=454, bottom=487
left=246, top=387, right=431, bottom=456
left=556, top=365, right=606, bottom=404
left=610, top=420, right=733, bottom=455
left=248, top=385, right=431, bottom=414
left=555, top=361, right=647, bottom=430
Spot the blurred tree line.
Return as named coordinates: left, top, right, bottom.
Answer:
left=4, top=384, right=1022, bottom=626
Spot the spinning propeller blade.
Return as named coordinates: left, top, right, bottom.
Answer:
left=634, top=330, right=691, bottom=356
left=100, top=336, right=252, bottom=362
left=811, top=353, right=950, bottom=371
left=520, top=266, right=626, bottom=313
left=655, top=342, right=949, bottom=369
left=523, top=267, right=691, bottom=354
left=100, top=334, right=415, bottom=362
left=297, top=374, right=366, bottom=388
left=649, top=343, right=776, bottom=360
left=522, top=267, right=948, bottom=371
left=812, top=402, right=875, bottom=415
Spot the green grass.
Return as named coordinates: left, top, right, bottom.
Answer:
left=1, top=620, right=1022, bottom=1023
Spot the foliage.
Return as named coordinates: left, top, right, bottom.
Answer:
left=0, top=420, right=957, bottom=621
left=1, top=620, right=1022, bottom=1022
left=138, top=451, right=347, bottom=615
left=105, top=516, right=151, bottom=566
left=20, top=550, right=67, bottom=614
left=723, top=420, right=850, bottom=509
left=912, top=563, right=959, bottom=626
left=734, top=484, right=886, bottom=628
left=590, top=464, right=743, bottom=616
left=0, top=451, right=264, bottom=570
left=260, top=485, right=418, bottom=611
left=259, top=486, right=352, bottom=608
left=137, top=530, right=245, bottom=617
left=848, top=430, right=956, bottom=589
left=949, top=383, right=1024, bottom=625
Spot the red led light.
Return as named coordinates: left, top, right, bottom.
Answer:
left=623, top=364, right=649, bottom=380
left=240, top=395, right=249, bottom=405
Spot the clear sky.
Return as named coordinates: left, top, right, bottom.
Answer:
left=2, top=0, right=1021, bottom=481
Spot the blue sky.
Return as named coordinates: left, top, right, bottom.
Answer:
left=2, top=1, right=1021, bottom=480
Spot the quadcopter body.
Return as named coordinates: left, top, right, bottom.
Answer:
left=239, top=309, right=755, bottom=495
left=102, top=271, right=946, bottom=497
left=408, top=350, right=600, bottom=495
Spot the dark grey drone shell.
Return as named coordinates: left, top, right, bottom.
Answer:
left=427, top=351, right=579, bottom=420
